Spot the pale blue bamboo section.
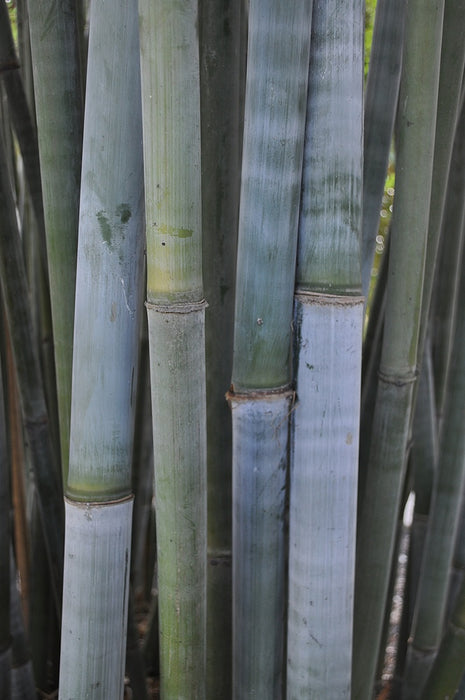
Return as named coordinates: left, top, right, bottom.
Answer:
left=287, top=294, right=363, bottom=699
left=231, top=393, right=292, bottom=700
left=59, top=498, right=133, bottom=700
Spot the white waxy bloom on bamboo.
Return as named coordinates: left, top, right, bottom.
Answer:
left=59, top=1, right=144, bottom=697
left=139, top=1, right=207, bottom=697
left=287, top=1, right=364, bottom=697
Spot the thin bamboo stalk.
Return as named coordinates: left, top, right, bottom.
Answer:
left=0, top=2, right=46, bottom=259
left=0, top=350, right=10, bottom=699
left=421, top=574, right=465, bottom=699
left=287, top=2, right=363, bottom=696
left=417, top=0, right=465, bottom=367
left=0, top=131, right=64, bottom=618
left=58, top=0, right=144, bottom=696
left=27, top=0, right=83, bottom=480
left=228, top=1, right=312, bottom=697
left=406, top=343, right=438, bottom=632
left=352, top=1, right=444, bottom=697
left=5, top=321, right=29, bottom=627
left=402, top=245, right=465, bottom=697
left=361, top=0, right=404, bottom=298
left=199, top=2, right=243, bottom=694
left=9, top=548, right=35, bottom=700
left=138, top=2, right=207, bottom=696
left=432, top=93, right=465, bottom=421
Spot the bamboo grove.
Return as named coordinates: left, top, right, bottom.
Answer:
left=2, top=0, right=465, bottom=698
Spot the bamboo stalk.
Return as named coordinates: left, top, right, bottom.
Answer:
left=0, top=1, right=47, bottom=260
left=402, top=245, right=465, bottom=697
left=199, top=2, right=243, bottom=694
left=421, top=574, right=465, bottom=699
left=286, top=2, right=363, bottom=696
left=58, top=0, right=144, bottom=696
left=417, top=0, right=465, bottom=367
left=27, top=0, right=83, bottom=480
left=352, top=1, right=444, bottom=697
left=431, top=94, right=465, bottom=421
left=0, top=131, right=64, bottom=618
left=361, top=0, right=405, bottom=298
left=228, top=2, right=312, bottom=697
left=10, top=548, right=36, bottom=700
left=0, top=350, right=10, bottom=699
left=138, top=1, right=207, bottom=696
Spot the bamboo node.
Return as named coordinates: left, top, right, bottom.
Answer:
left=377, top=368, right=417, bottom=386
left=226, top=385, right=294, bottom=402
left=295, top=290, right=365, bottom=306
left=145, top=299, right=207, bottom=314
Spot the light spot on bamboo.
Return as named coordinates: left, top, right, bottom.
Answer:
left=157, top=223, right=193, bottom=238
left=346, top=432, right=353, bottom=445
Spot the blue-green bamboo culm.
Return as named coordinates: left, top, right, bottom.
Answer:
left=287, top=1, right=364, bottom=696
left=229, top=1, right=313, bottom=697
left=58, top=0, right=144, bottom=696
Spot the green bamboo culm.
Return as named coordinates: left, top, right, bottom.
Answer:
left=27, top=0, right=83, bottom=481
left=199, top=1, right=243, bottom=696
left=352, top=1, right=444, bottom=697
left=138, top=1, right=207, bottom=697
left=431, top=93, right=465, bottom=422
left=286, top=2, right=363, bottom=697
left=402, top=246, right=465, bottom=697
left=416, top=0, right=465, bottom=369
left=229, top=1, right=312, bottom=697
left=58, top=0, right=144, bottom=696
left=9, top=549, right=36, bottom=699
left=0, top=362, right=10, bottom=699
left=0, top=132, right=64, bottom=620
left=0, top=1, right=46, bottom=259
left=420, top=575, right=465, bottom=699
left=361, top=0, right=404, bottom=298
